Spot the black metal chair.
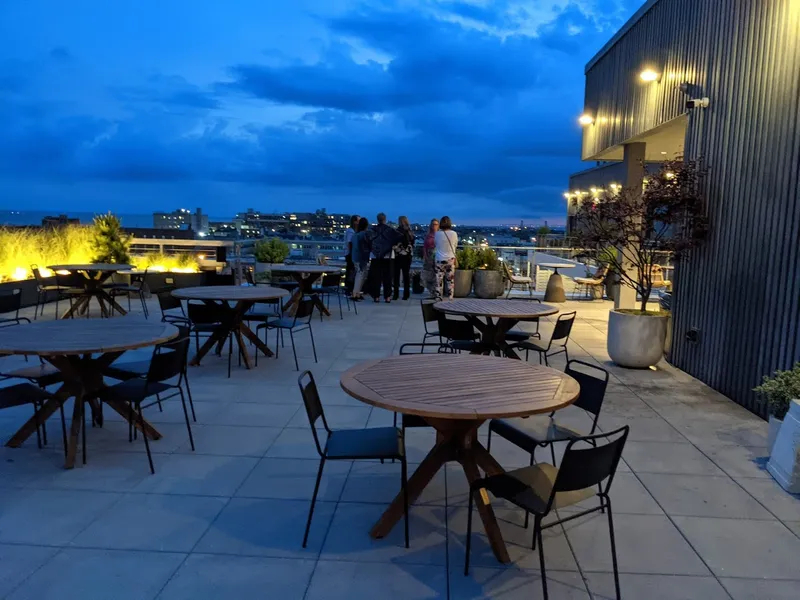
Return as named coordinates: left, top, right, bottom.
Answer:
left=106, top=268, right=149, bottom=317
left=298, top=371, right=409, bottom=548
left=465, top=426, right=630, bottom=600
left=0, top=383, right=61, bottom=450
left=313, top=272, right=353, bottom=320
left=256, top=297, right=317, bottom=370
left=504, top=298, right=542, bottom=344
left=156, top=289, right=189, bottom=326
left=103, top=325, right=197, bottom=422
left=98, top=335, right=195, bottom=474
left=0, top=289, right=30, bottom=328
left=54, top=271, right=87, bottom=318
left=517, top=311, right=576, bottom=366
left=206, top=272, right=235, bottom=286
left=437, top=313, right=481, bottom=353
left=487, top=360, right=610, bottom=526
left=187, top=301, right=237, bottom=378
left=31, top=265, right=72, bottom=320
left=420, top=300, right=441, bottom=344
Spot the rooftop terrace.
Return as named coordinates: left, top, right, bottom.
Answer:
left=1, top=293, right=798, bottom=599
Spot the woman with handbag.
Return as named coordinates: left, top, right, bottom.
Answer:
left=433, top=215, right=458, bottom=301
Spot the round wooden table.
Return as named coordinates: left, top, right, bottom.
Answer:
left=434, top=299, right=558, bottom=358
left=48, top=263, right=135, bottom=318
left=0, top=318, right=177, bottom=468
left=267, top=264, right=342, bottom=316
left=539, top=262, right=577, bottom=303
left=341, top=353, right=579, bottom=563
left=172, top=285, right=289, bottom=369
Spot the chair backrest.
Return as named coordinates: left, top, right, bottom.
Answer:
left=157, top=289, right=183, bottom=314
left=321, top=272, right=342, bottom=288
left=297, top=370, right=330, bottom=456
left=650, top=264, right=665, bottom=286
left=420, top=300, right=438, bottom=324
left=502, top=262, right=513, bottom=279
left=207, top=272, right=235, bottom=286
left=56, top=270, right=86, bottom=288
left=187, top=301, right=224, bottom=324
left=564, top=360, right=609, bottom=424
left=294, top=297, right=316, bottom=321
left=245, top=269, right=256, bottom=285
left=548, top=426, right=629, bottom=509
left=399, top=342, right=447, bottom=355
left=437, top=314, right=476, bottom=341
left=592, top=264, right=608, bottom=280
left=146, top=335, right=189, bottom=383
left=0, top=289, right=22, bottom=317
left=31, top=264, right=45, bottom=284
left=549, top=311, right=576, bottom=347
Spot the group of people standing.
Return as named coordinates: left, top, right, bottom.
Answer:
left=344, top=213, right=458, bottom=303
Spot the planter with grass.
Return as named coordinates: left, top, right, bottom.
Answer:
left=572, top=160, right=708, bottom=369
left=473, top=248, right=504, bottom=299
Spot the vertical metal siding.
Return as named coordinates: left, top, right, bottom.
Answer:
left=583, top=0, right=800, bottom=417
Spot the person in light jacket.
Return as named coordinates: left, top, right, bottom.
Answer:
left=434, top=215, right=458, bottom=301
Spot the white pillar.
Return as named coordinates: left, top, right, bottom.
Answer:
left=615, top=142, right=646, bottom=310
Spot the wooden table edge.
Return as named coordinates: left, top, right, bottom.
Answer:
left=432, top=302, right=560, bottom=320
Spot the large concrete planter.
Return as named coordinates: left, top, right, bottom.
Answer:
left=474, top=270, right=503, bottom=299
left=768, top=415, right=783, bottom=454
left=607, top=309, right=669, bottom=368
left=767, top=400, right=800, bottom=493
left=0, top=278, right=41, bottom=309
left=454, top=270, right=473, bottom=297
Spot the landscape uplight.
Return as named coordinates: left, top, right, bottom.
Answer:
left=578, top=114, right=594, bottom=126
left=640, top=69, right=660, bottom=82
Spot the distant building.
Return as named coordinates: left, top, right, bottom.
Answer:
left=41, top=214, right=80, bottom=227
left=153, top=208, right=208, bottom=235
left=123, top=227, right=195, bottom=240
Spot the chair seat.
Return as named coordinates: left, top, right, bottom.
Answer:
left=109, top=285, right=142, bottom=294
left=574, top=277, right=603, bottom=285
left=480, top=462, right=595, bottom=514
left=38, top=285, right=69, bottom=292
left=517, top=339, right=547, bottom=353
left=449, top=340, right=482, bottom=352
left=424, top=330, right=440, bottom=338
left=510, top=277, right=533, bottom=284
left=98, top=378, right=173, bottom=402
left=260, top=317, right=296, bottom=329
left=489, top=417, right=583, bottom=453
left=504, top=330, right=531, bottom=342
left=103, top=360, right=150, bottom=381
left=4, top=363, right=63, bottom=387
left=325, top=426, right=404, bottom=459
left=0, top=383, right=52, bottom=409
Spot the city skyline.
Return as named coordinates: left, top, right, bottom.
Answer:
left=0, top=0, right=643, bottom=222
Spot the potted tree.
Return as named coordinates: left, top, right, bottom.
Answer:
left=473, top=248, right=504, bottom=298
left=754, top=363, right=800, bottom=453
left=254, top=237, right=290, bottom=281
left=90, top=213, right=132, bottom=264
left=454, top=246, right=479, bottom=297
left=572, top=160, right=708, bottom=368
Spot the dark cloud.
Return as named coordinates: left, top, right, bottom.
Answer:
left=0, top=0, right=644, bottom=220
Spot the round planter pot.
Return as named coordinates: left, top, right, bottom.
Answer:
left=607, top=309, right=669, bottom=368
left=474, top=270, right=503, bottom=299
left=454, top=270, right=473, bottom=297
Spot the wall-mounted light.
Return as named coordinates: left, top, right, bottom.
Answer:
left=578, top=114, right=594, bottom=126
left=639, top=69, right=661, bottom=82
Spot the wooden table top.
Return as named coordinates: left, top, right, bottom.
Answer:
left=341, top=354, right=579, bottom=420
left=171, top=285, right=289, bottom=301
left=0, top=318, right=178, bottom=356
left=47, top=263, right=134, bottom=272
left=433, top=299, right=558, bottom=319
left=267, top=264, right=342, bottom=274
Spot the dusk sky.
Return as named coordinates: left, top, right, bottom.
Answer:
left=0, top=0, right=643, bottom=225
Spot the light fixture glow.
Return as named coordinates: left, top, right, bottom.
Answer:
left=563, top=192, right=571, bottom=199
left=578, top=114, right=594, bottom=126
left=665, top=171, right=676, bottom=180
left=639, top=69, right=660, bottom=82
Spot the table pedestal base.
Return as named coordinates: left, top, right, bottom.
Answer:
left=282, top=272, right=330, bottom=317
left=463, top=316, right=524, bottom=359
left=543, top=273, right=566, bottom=303
left=370, top=417, right=511, bottom=563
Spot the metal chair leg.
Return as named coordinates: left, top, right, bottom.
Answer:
left=464, top=486, right=474, bottom=575
left=309, top=326, right=318, bottom=363
left=402, top=457, right=409, bottom=549
left=486, top=427, right=492, bottom=453
left=58, top=400, right=68, bottom=458
left=32, top=404, right=42, bottom=449
left=303, top=458, right=326, bottom=547
left=289, top=329, right=299, bottom=370
left=184, top=370, right=197, bottom=422
left=179, top=388, right=195, bottom=451
left=606, top=499, right=621, bottom=599
left=81, top=399, right=87, bottom=465
left=537, top=521, right=548, bottom=599
left=138, top=402, right=155, bottom=474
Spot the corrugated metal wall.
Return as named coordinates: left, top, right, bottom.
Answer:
left=583, top=0, right=800, bottom=417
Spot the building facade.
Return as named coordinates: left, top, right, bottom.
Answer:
left=153, top=208, right=208, bottom=234
left=578, top=0, right=800, bottom=417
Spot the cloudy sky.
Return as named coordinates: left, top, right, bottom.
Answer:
left=0, top=0, right=642, bottom=224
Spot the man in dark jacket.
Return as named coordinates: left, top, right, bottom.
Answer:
left=366, top=212, right=403, bottom=302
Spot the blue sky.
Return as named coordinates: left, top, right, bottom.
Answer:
left=0, top=0, right=642, bottom=224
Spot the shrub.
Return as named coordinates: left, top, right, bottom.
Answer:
left=90, top=213, right=132, bottom=264
left=754, top=363, right=800, bottom=420
left=455, top=246, right=481, bottom=270
left=254, top=237, right=290, bottom=263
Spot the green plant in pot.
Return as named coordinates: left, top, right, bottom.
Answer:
left=572, top=159, right=708, bottom=368
left=754, top=363, right=800, bottom=452
left=454, top=246, right=479, bottom=297
left=254, top=237, right=291, bottom=281
left=473, top=248, right=503, bottom=298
